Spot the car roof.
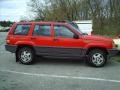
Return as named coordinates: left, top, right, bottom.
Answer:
left=15, top=21, right=68, bottom=25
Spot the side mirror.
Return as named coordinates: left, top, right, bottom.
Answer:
left=73, top=34, right=79, bottom=39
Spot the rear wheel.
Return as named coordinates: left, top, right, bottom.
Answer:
left=87, top=49, right=107, bottom=67
left=16, top=47, right=35, bottom=64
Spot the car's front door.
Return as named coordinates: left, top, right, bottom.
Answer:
left=53, top=24, right=86, bottom=57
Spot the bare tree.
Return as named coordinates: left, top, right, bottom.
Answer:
left=28, top=0, right=120, bottom=35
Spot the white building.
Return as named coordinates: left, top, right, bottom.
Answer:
left=73, top=20, right=93, bottom=35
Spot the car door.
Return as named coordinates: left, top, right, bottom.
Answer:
left=31, top=24, right=55, bottom=55
left=53, top=24, right=86, bottom=57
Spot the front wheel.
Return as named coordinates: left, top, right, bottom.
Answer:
left=16, top=47, right=35, bottom=65
left=87, top=49, right=107, bottom=67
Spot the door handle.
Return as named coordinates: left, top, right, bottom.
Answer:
left=31, top=37, right=36, bottom=40
left=53, top=38, right=59, bottom=41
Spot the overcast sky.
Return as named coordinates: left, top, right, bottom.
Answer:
left=0, top=0, right=30, bottom=21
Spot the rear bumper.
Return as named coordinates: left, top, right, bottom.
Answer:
left=5, top=44, right=17, bottom=53
left=108, top=49, right=120, bottom=57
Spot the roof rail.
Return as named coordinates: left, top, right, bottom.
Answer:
left=57, top=20, right=72, bottom=23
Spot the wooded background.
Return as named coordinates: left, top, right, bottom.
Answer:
left=28, top=0, right=120, bottom=36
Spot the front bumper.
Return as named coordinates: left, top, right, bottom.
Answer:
left=108, top=49, right=120, bottom=56
left=5, top=44, right=17, bottom=53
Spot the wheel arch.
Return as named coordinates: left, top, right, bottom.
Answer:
left=86, top=47, right=108, bottom=55
left=16, top=44, right=35, bottom=54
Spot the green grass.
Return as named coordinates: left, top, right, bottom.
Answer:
left=112, top=56, right=120, bottom=62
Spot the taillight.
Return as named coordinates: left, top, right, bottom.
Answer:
left=6, top=39, right=10, bottom=44
left=6, top=35, right=10, bottom=44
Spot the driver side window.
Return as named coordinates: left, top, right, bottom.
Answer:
left=54, top=25, right=74, bottom=38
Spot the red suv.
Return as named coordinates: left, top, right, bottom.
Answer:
left=5, top=22, right=119, bottom=67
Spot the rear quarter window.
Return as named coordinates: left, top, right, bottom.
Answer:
left=14, top=24, right=31, bottom=35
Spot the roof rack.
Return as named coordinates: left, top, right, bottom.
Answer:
left=57, top=20, right=72, bottom=23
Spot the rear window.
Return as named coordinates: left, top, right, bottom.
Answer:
left=14, top=24, right=31, bottom=35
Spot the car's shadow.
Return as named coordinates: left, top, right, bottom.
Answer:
left=32, top=56, right=119, bottom=67
left=34, top=56, right=86, bottom=66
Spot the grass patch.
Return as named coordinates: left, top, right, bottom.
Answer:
left=112, top=56, right=120, bottom=62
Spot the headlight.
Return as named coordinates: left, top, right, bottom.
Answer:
left=112, top=42, right=118, bottom=48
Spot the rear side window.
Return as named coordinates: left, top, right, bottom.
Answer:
left=14, top=24, right=31, bottom=35
left=33, top=25, right=51, bottom=36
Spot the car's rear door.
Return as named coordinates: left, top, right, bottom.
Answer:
left=30, top=23, right=55, bottom=55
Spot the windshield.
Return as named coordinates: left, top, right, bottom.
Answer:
left=67, top=23, right=83, bottom=34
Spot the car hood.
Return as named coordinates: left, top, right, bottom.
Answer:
left=82, top=35, right=112, bottom=42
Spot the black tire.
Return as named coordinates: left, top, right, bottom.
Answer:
left=16, top=47, right=35, bottom=65
left=87, top=49, right=107, bottom=67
